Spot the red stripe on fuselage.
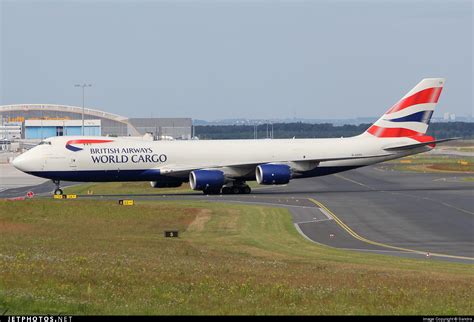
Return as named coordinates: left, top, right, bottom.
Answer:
left=66, top=139, right=113, bottom=145
left=386, top=87, right=442, bottom=114
left=367, top=125, right=424, bottom=138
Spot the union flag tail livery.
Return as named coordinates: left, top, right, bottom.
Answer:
left=365, top=78, right=444, bottom=138
left=13, top=77, right=458, bottom=195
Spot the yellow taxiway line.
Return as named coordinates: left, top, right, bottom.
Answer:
left=308, top=198, right=474, bottom=262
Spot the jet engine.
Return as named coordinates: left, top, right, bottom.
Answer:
left=189, top=170, right=225, bottom=192
left=256, top=164, right=291, bottom=185
left=150, top=178, right=183, bottom=188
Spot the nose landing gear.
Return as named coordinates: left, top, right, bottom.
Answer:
left=53, top=180, right=63, bottom=195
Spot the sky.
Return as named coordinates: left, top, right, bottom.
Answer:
left=1, top=0, right=472, bottom=120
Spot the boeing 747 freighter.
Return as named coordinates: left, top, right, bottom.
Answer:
left=12, top=78, right=455, bottom=195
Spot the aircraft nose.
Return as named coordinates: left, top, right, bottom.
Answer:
left=12, top=154, right=28, bottom=172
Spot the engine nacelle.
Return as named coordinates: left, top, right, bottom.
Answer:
left=150, top=178, right=183, bottom=188
left=189, top=170, right=225, bottom=191
left=256, top=164, right=291, bottom=185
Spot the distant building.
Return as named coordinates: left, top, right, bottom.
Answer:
left=0, top=122, right=22, bottom=140
left=128, top=118, right=192, bottom=140
left=443, top=112, right=456, bottom=122
left=0, top=104, right=192, bottom=140
left=24, top=119, right=101, bottom=139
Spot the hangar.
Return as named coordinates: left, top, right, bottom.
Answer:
left=0, top=104, right=192, bottom=140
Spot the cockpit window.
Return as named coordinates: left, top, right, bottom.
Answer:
left=38, top=141, right=52, bottom=145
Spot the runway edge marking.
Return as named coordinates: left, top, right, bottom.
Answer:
left=294, top=218, right=333, bottom=225
left=293, top=224, right=328, bottom=247
left=307, top=198, right=474, bottom=262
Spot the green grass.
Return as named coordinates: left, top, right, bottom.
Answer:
left=382, top=155, right=474, bottom=173
left=0, top=199, right=472, bottom=315
left=458, top=147, right=474, bottom=153
left=63, top=181, right=195, bottom=195
left=64, top=181, right=261, bottom=195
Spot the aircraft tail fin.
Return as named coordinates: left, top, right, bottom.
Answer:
left=364, top=78, right=445, bottom=138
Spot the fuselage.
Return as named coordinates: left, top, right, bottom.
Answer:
left=12, top=135, right=429, bottom=183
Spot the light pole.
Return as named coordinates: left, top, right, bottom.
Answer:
left=74, top=83, right=92, bottom=135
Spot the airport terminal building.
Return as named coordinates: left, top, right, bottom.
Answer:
left=0, top=104, right=192, bottom=140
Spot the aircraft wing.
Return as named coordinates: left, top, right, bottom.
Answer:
left=158, top=153, right=394, bottom=177
left=383, top=137, right=460, bottom=151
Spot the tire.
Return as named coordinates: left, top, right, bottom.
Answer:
left=231, top=186, right=240, bottom=194
left=222, top=187, right=231, bottom=194
left=54, top=188, right=63, bottom=195
left=242, top=186, right=251, bottom=194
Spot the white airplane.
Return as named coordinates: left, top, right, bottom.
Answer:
left=13, top=78, right=456, bottom=195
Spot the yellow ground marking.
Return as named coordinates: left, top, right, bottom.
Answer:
left=308, top=198, right=474, bottom=262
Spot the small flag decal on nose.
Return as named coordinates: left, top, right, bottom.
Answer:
left=65, top=139, right=113, bottom=152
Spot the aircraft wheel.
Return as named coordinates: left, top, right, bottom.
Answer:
left=241, top=185, right=251, bottom=194
left=231, top=186, right=240, bottom=194
left=222, top=187, right=231, bottom=194
left=54, top=188, right=63, bottom=195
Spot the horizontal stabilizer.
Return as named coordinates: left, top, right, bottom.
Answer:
left=383, top=137, right=461, bottom=151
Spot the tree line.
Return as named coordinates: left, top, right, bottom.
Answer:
left=194, top=122, right=474, bottom=140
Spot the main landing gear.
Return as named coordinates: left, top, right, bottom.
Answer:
left=221, top=182, right=251, bottom=195
left=202, top=182, right=252, bottom=195
left=53, top=180, right=63, bottom=195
